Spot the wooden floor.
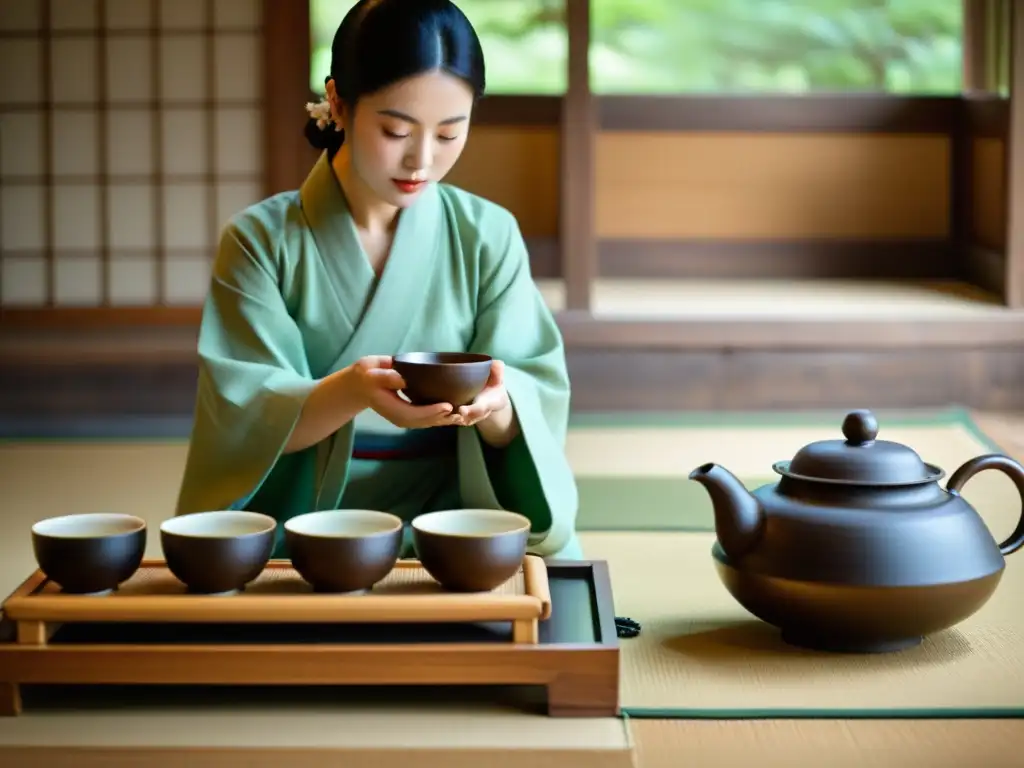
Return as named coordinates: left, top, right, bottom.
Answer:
left=536, top=278, right=1009, bottom=318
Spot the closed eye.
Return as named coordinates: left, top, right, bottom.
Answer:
left=383, top=129, right=459, bottom=143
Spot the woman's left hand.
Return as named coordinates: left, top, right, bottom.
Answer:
left=456, top=359, right=511, bottom=427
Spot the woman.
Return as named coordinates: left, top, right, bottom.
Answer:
left=175, top=0, right=582, bottom=561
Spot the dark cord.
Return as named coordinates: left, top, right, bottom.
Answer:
left=615, top=616, right=641, bottom=638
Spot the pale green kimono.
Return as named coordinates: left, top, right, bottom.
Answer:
left=175, top=152, right=581, bottom=561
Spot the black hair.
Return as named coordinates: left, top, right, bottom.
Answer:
left=304, top=0, right=487, bottom=155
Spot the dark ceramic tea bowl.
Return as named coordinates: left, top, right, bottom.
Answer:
left=392, top=352, right=493, bottom=407
left=31, top=512, right=147, bottom=594
left=285, top=509, right=404, bottom=593
left=411, top=508, right=531, bottom=592
left=160, top=511, right=276, bottom=594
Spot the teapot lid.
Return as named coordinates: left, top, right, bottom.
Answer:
left=774, top=410, right=944, bottom=486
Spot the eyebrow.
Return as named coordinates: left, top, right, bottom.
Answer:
left=377, top=109, right=467, bottom=126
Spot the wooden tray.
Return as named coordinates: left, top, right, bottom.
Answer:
left=0, top=560, right=619, bottom=719
left=1, top=556, right=552, bottom=644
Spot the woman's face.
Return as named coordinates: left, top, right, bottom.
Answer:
left=330, top=70, right=475, bottom=208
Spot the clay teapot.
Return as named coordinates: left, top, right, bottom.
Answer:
left=689, top=409, right=1024, bottom=654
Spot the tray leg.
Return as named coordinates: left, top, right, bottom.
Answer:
left=0, top=683, right=21, bottom=717
left=17, top=621, right=55, bottom=645
left=547, top=674, right=619, bottom=718
left=513, top=618, right=538, bottom=644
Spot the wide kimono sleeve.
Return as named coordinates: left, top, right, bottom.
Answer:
left=174, top=213, right=320, bottom=520
left=457, top=209, right=579, bottom=558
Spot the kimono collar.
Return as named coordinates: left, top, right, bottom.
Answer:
left=299, top=151, right=440, bottom=246
left=296, top=149, right=445, bottom=366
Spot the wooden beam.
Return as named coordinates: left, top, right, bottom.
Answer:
left=599, top=95, right=960, bottom=133
left=473, top=96, right=561, bottom=126
left=5, top=311, right=1024, bottom=356
left=964, top=96, right=1011, bottom=137
left=559, top=0, right=595, bottom=311
left=554, top=313, right=1024, bottom=350
left=0, top=307, right=203, bottom=331
left=1007, top=0, right=1024, bottom=307
left=597, top=239, right=961, bottom=280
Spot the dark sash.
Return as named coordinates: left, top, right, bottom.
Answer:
left=351, top=426, right=459, bottom=461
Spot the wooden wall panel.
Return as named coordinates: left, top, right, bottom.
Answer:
left=595, top=133, right=950, bottom=240
left=443, top=126, right=559, bottom=239
left=971, top=137, right=1007, bottom=250
left=7, top=344, right=1024, bottom=424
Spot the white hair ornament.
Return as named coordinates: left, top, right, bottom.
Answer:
left=305, top=97, right=341, bottom=131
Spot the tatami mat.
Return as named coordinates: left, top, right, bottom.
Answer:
left=1, top=406, right=1020, bottom=764
left=2, top=410, right=1018, bottom=714
left=629, top=718, right=1024, bottom=768
left=581, top=530, right=1024, bottom=717
left=570, top=408, right=1024, bottom=717
left=569, top=407, right=1012, bottom=531
left=0, top=407, right=1008, bottom=539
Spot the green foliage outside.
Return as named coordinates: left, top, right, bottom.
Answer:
left=310, top=0, right=963, bottom=96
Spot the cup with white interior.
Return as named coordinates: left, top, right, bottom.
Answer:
left=285, top=509, right=404, bottom=593
left=160, top=510, right=277, bottom=594
left=31, top=512, right=147, bottom=594
left=411, top=508, right=531, bottom=592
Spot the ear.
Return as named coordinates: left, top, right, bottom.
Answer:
left=325, top=79, right=347, bottom=127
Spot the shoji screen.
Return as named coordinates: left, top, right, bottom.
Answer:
left=0, top=0, right=264, bottom=309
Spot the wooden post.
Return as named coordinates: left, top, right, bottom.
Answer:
left=1006, top=0, right=1024, bottom=306
left=958, top=1, right=992, bottom=273
left=262, top=0, right=318, bottom=197
left=963, top=0, right=990, bottom=93
left=559, top=0, right=596, bottom=312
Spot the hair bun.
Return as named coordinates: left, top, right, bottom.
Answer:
left=305, top=0, right=486, bottom=157
left=303, top=117, right=345, bottom=152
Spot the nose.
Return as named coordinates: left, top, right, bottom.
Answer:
left=405, top=135, right=432, bottom=172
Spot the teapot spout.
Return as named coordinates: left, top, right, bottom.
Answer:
left=688, top=463, right=766, bottom=560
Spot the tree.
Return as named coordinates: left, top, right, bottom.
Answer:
left=309, top=0, right=963, bottom=96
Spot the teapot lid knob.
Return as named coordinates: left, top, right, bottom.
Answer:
left=842, top=410, right=879, bottom=445
left=781, top=408, right=941, bottom=485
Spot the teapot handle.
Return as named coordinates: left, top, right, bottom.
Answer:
left=948, top=454, right=1024, bottom=556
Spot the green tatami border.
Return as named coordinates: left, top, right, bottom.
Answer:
left=569, top=404, right=994, bottom=438
left=621, top=706, right=1024, bottom=720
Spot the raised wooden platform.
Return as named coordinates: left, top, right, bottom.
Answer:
left=3, top=279, right=1024, bottom=422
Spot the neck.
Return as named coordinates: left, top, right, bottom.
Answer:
left=331, top=147, right=400, bottom=234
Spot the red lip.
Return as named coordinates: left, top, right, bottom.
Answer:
left=392, top=179, right=426, bottom=194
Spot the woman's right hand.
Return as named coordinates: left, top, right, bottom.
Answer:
left=342, top=355, right=460, bottom=429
